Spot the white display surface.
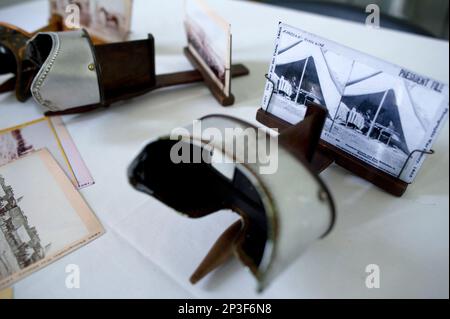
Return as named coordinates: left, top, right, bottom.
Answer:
left=0, top=0, right=448, bottom=299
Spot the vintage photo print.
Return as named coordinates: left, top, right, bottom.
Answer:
left=50, top=0, right=133, bottom=42
left=0, top=117, right=94, bottom=189
left=50, top=0, right=93, bottom=26
left=184, top=0, right=232, bottom=96
left=0, top=150, right=104, bottom=290
left=262, top=23, right=449, bottom=183
left=262, top=25, right=354, bottom=129
left=330, top=62, right=441, bottom=179
left=90, top=0, right=133, bottom=42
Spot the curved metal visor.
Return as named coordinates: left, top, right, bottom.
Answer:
left=128, top=115, right=335, bottom=292
left=0, top=17, right=63, bottom=101
left=0, top=23, right=35, bottom=101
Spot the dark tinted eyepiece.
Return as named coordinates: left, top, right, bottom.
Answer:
left=128, top=138, right=269, bottom=274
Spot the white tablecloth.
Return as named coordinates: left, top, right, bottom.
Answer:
left=0, top=0, right=448, bottom=299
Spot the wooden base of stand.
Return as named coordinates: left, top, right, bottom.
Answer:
left=256, top=108, right=409, bottom=197
left=184, top=47, right=249, bottom=107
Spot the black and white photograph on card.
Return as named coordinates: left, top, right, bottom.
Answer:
left=262, top=23, right=449, bottom=184
left=0, top=150, right=103, bottom=290
left=184, top=0, right=232, bottom=97
left=330, top=64, right=427, bottom=177
left=0, top=173, right=46, bottom=281
left=72, top=0, right=92, bottom=27
left=0, top=118, right=94, bottom=189
left=263, top=31, right=353, bottom=128
left=50, top=0, right=92, bottom=26
left=91, top=0, right=132, bottom=41
left=50, top=0, right=133, bottom=42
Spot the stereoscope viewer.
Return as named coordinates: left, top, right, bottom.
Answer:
left=128, top=102, right=336, bottom=291
left=0, top=21, right=249, bottom=115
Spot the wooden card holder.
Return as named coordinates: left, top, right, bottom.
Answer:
left=184, top=47, right=249, bottom=107
left=256, top=77, right=435, bottom=197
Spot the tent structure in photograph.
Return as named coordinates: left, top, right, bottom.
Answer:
left=337, top=72, right=427, bottom=156
left=270, top=40, right=350, bottom=118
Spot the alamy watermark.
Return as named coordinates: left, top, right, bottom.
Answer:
left=169, top=120, right=279, bottom=175
left=366, top=4, right=381, bottom=29
left=65, top=264, right=81, bottom=289
left=64, top=4, right=81, bottom=29
left=365, top=264, right=381, bottom=289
